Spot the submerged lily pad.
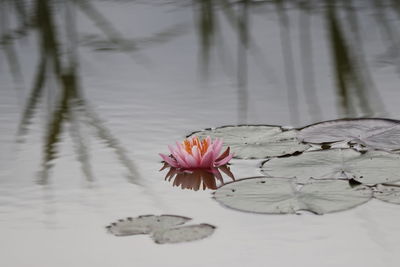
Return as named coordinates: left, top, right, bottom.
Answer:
left=298, top=118, right=400, bottom=151
left=374, top=184, right=400, bottom=204
left=106, top=215, right=215, bottom=244
left=106, top=215, right=191, bottom=236
left=214, top=177, right=372, bottom=215
left=189, top=125, right=310, bottom=159
left=261, top=149, right=400, bottom=184
left=151, top=224, right=216, bottom=244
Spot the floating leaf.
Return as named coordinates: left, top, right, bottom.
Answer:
left=151, top=224, right=216, bottom=244
left=214, top=177, right=372, bottom=215
left=106, top=215, right=191, bottom=236
left=298, top=118, right=400, bottom=151
left=189, top=125, right=310, bottom=159
left=357, top=126, right=400, bottom=151
left=374, top=184, right=400, bottom=204
left=261, top=149, right=400, bottom=184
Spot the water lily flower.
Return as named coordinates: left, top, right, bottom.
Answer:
left=159, top=136, right=234, bottom=171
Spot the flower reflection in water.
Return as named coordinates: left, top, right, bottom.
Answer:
left=160, top=163, right=234, bottom=191
left=159, top=136, right=235, bottom=190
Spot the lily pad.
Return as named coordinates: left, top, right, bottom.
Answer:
left=357, top=126, right=400, bottom=151
left=106, top=215, right=191, bottom=236
left=151, top=224, right=216, bottom=244
left=298, top=118, right=400, bottom=151
left=261, top=149, right=400, bottom=184
left=189, top=125, right=310, bottom=159
left=214, top=177, right=372, bottom=215
left=374, top=184, right=400, bottom=204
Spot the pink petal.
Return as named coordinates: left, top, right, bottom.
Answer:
left=159, top=153, right=179, bottom=168
left=184, top=154, right=197, bottom=168
left=191, top=146, right=202, bottom=164
left=200, top=150, right=214, bottom=168
left=172, top=149, right=186, bottom=163
left=175, top=154, right=189, bottom=168
left=212, top=139, right=223, bottom=160
left=215, top=153, right=234, bottom=167
left=172, top=142, right=190, bottom=166
left=174, top=142, right=189, bottom=158
left=168, top=145, right=176, bottom=155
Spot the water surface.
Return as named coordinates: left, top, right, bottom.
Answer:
left=1, top=1, right=400, bottom=266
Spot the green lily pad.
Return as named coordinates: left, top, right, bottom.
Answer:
left=189, top=125, right=310, bottom=159
left=374, top=184, right=400, bottom=204
left=298, top=118, right=400, bottom=151
left=106, top=215, right=191, bottom=236
left=214, top=177, right=372, bottom=215
left=261, top=149, right=400, bottom=184
left=151, top=224, right=216, bottom=244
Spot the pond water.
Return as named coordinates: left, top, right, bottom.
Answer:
left=1, top=0, right=400, bottom=266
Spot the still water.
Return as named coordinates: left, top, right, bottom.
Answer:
left=1, top=0, right=400, bottom=266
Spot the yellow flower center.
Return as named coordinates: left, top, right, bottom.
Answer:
left=183, top=137, right=209, bottom=156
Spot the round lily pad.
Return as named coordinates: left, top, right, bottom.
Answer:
left=106, top=215, right=191, bottom=236
left=358, top=126, right=400, bottom=151
left=298, top=118, right=400, bottom=151
left=261, top=149, right=400, bottom=184
left=151, top=224, right=216, bottom=244
left=374, top=184, right=400, bottom=204
left=189, top=125, right=310, bottom=159
left=214, top=177, right=372, bottom=215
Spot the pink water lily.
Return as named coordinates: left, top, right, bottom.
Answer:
left=159, top=136, right=234, bottom=171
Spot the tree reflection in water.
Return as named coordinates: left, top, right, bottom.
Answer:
left=2, top=0, right=400, bottom=184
